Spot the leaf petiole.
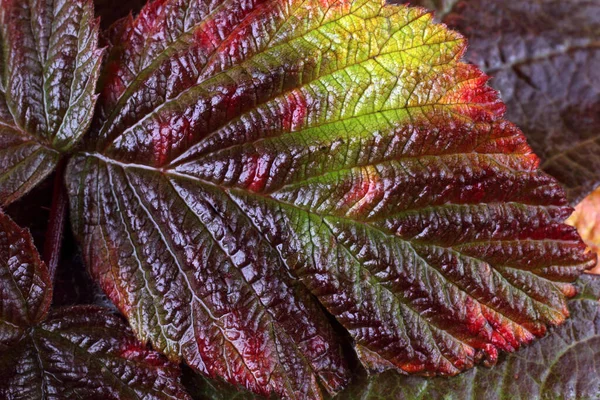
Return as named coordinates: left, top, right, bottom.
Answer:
left=43, top=158, right=68, bottom=281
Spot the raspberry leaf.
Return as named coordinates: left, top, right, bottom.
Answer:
left=0, top=0, right=103, bottom=206
left=0, top=209, right=52, bottom=347
left=66, top=0, right=594, bottom=398
left=0, top=211, right=190, bottom=400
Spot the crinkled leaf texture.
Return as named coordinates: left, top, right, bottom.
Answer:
left=66, top=0, right=594, bottom=398
left=415, top=0, right=600, bottom=204
left=0, top=211, right=189, bottom=400
left=341, top=274, right=600, bottom=399
left=0, top=0, right=103, bottom=206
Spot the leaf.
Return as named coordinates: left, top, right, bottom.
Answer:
left=567, top=187, right=600, bottom=274
left=65, top=0, right=594, bottom=398
left=414, top=0, right=600, bottom=204
left=0, top=211, right=190, bottom=399
left=339, top=274, right=600, bottom=399
left=0, top=0, right=104, bottom=206
left=0, top=209, right=52, bottom=347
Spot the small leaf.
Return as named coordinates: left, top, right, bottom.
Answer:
left=0, top=209, right=52, bottom=347
left=0, top=0, right=104, bottom=206
left=567, top=186, right=600, bottom=274
left=0, top=211, right=190, bottom=399
left=418, top=0, right=600, bottom=204
left=340, top=274, right=600, bottom=399
left=66, top=0, right=594, bottom=398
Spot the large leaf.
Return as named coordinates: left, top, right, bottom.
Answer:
left=411, top=0, right=600, bottom=204
left=340, top=274, right=600, bottom=399
left=66, top=0, right=594, bottom=398
left=0, top=0, right=103, bottom=206
left=0, top=211, right=190, bottom=399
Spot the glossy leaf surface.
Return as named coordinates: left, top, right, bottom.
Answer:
left=0, top=211, right=189, bottom=400
left=418, top=0, right=600, bottom=204
left=0, top=0, right=103, bottom=206
left=66, top=0, right=594, bottom=397
left=0, top=210, right=52, bottom=348
left=340, top=274, right=600, bottom=399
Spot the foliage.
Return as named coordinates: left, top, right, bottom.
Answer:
left=0, top=0, right=598, bottom=398
left=0, top=211, right=189, bottom=399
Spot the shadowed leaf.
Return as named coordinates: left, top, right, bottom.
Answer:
left=0, top=0, right=103, bottom=206
left=0, top=211, right=190, bottom=400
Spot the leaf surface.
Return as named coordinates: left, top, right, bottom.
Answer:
left=340, top=274, right=600, bottom=399
left=417, top=0, right=600, bottom=204
left=0, top=211, right=190, bottom=400
left=0, top=209, right=52, bottom=348
left=0, top=0, right=103, bottom=206
left=66, top=0, right=594, bottom=397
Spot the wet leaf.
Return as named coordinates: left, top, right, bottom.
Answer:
left=0, top=211, right=190, bottom=400
left=340, top=273, right=600, bottom=399
left=66, top=0, right=594, bottom=398
left=410, top=0, right=600, bottom=204
left=0, top=0, right=103, bottom=206
left=0, top=210, right=52, bottom=345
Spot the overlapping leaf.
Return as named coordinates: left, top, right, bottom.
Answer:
left=0, top=210, right=52, bottom=347
left=0, top=0, right=103, bottom=206
left=341, top=274, right=600, bottom=399
left=66, top=0, right=594, bottom=398
left=412, top=0, right=600, bottom=204
left=0, top=211, right=189, bottom=400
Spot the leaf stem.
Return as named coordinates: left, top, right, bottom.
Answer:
left=43, top=159, right=68, bottom=281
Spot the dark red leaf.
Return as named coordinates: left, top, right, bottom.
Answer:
left=0, top=211, right=190, bottom=399
left=0, top=210, right=52, bottom=347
